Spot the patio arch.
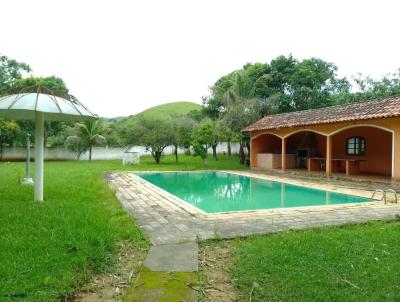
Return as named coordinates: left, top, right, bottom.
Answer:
left=283, top=130, right=328, bottom=170
left=251, top=131, right=283, bottom=140
left=283, top=128, right=327, bottom=139
left=330, top=124, right=394, bottom=177
left=328, top=123, right=394, bottom=136
left=250, top=133, right=282, bottom=168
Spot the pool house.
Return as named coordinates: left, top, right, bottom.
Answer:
left=244, top=97, right=400, bottom=180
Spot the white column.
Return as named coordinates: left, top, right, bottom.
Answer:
left=326, top=135, right=332, bottom=177
left=34, top=112, right=44, bottom=201
left=281, top=137, right=286, bottom=171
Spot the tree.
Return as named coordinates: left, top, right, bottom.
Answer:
left=333, top=70, right=400, bottom=104
left=279, top=57, right=349, bottom=111
left=65, top=135, right=88, bottom=160
left=66, top=120, right=107, bottom=162
left=205, top=56, right=350, bottom=116
left=0, top=119, right=20, bottom=159
left=171, top=119, right=180, bottom=163
left=192, top=121, right=214, bottom=166
left=177, top=117, right=196, bottom=155
left=225, top=127, right=234, bottom=156
left=0, top=54, right=31, bottom=90
left=128, top=117, right=175, bottom=164
left=202, top=55, right=352, bottom=164
left=14, top=76, right=69, bottom=93
left=0, top=55, right=31, bottom=153
left=223, top=98, right=263, bottom=164
left=103, top=122, right=125, bottom=147
left=186, top=109, right=204, bottom=122
left=215, top=70, right=265, bottom=163
left=210, top=120, right=227, bottom=160
left=171, top=116, right=197, bottom=162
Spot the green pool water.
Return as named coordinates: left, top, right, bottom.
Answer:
left=136, top=171, right=370, bottom=213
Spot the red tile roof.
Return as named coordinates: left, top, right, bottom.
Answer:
left=243, top=97, right=400, bottom=132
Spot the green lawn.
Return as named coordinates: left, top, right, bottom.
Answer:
left=231, top=221, right=400, bottom=302
left=0, top=154, right=244, bottom=302
left=7, top=154, right=398, bottom=302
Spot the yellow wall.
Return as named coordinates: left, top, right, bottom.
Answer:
left=249, top=117, right=400, bottom=178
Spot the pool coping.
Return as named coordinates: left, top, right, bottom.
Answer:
left=132, top=170, right=383, bottom=218
left=106, top=171, right=400, bottom=245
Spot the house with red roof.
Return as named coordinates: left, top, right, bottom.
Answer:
left=243, top=97, right=400, bottom=179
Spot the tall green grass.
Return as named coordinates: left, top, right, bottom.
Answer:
left=0, top=155, right=244, bottom=301
left=232, top=221, right=400, bottom=301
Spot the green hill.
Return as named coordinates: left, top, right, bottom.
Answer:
left=107, top=101, right=202, bottom=126
left=135, top=101, right=201, bottom=120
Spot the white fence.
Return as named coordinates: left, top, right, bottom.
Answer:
left=1, top=142, right=240, bottom=161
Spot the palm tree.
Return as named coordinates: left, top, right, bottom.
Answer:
left=218, top=71, right=265, bottom=164
left=66, top=120, right=107, bottom=162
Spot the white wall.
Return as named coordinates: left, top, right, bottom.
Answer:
left=1, top=142, right=240, bottom=161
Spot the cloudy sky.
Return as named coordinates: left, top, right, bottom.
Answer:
left=1, top=0, right=400, bottom=117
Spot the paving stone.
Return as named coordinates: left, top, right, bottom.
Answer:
left=144, top=242, right=198, bottom=272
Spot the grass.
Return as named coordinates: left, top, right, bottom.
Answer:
left=0, top=154, right=245, bottom=301
left=231, top=221, right=400, bottom=302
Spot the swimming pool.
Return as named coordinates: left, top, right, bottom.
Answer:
left=136, top=171, right=371, bottom=213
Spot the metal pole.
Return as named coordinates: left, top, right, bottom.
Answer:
left=26, top=133, right=30, bottom=178
left=21, top=132, right=33, bottom=185
left=34, top=112, right=44, bottom=201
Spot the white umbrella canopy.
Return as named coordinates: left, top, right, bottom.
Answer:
left=0, top=86, right=98, bottom=201
left=0, top=91, right=97, bottom=121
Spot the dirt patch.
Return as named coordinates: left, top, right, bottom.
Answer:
left=198, top=241, right=236, bottom=302
left=73, top=241, right=147, bottom=302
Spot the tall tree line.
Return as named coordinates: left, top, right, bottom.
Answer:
left=2, top=53, right=400, bottom=164
left=202, top=55, right=400, bottom=163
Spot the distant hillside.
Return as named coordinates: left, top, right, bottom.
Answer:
left=135, top=101, right=201, bottom=120
left=107, top=101, right=202, bottom=126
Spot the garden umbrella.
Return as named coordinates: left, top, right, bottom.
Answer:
left=0, top=86, right=97, bottom=201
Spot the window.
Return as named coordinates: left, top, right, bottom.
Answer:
left=346, top=136, right=365, bottom=155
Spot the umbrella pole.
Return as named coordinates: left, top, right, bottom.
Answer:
left=34, top=112, right=44, bottom=202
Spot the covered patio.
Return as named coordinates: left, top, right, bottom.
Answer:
left=245, top=97, right=400, bottom=180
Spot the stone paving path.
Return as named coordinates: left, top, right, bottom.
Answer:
left=105, top=171, right=400, bottom=247
left=144, top=242, right=198, bottom=272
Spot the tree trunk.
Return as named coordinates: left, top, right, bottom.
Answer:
left=89, top=146, right=92, bottom=162
left=227, top=140, right=231, bottom=156
left=174, top=144, right=178, bottom=163
left=239, top=136, right=245, bottom=164
left=185, top=148, right=191, bottom=156
left=212, top=145, right=218, bottom=160
left=154, top=151, right=162, bottom=164
left=245, top=140, right=251, bottom=166
left=0, top=143, right=3, bottom=161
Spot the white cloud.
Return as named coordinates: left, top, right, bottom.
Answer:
left=1, top=0, right=399, bottom=117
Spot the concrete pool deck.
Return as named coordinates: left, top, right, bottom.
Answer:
left=105, top=170, right=400, bottom=246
